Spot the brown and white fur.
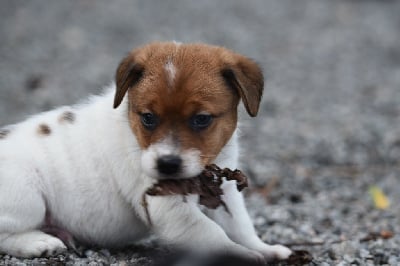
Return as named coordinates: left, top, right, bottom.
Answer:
left=0, top=42, right=291, bottom=261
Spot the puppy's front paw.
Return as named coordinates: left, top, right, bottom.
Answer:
left=259, top=244, right=292, bottom=260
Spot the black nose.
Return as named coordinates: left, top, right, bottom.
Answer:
left=157, top=155, right=182, bottom=175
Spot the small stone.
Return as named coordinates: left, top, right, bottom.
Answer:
left=359, top=248, right=371, bottom=258
left=343, top=255, right=354, bottom=262
left=254, top=216, right=266, bottom=226
left=388, top=256, right=398, bottom=265
left=328, top=249, right=337, bottom=260
left=99, top=249, right=111, bottom=258
left=84, top=250, right=95, bottom=258
left=373, top=252, right=389, bottom=265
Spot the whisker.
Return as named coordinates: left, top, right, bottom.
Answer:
left=199, top=154, right=217, bottom=158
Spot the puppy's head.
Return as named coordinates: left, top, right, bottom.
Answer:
left=114, top=42, right=263, bottom=179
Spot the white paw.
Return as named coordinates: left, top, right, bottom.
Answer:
left=259, top=244, right=292, bottom=260
left=29, top=236, right=66, bottom=257
left=13, top=232, right=67, bottom=258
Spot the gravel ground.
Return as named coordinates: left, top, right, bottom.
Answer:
left=1, top=0, right=400, bottom=265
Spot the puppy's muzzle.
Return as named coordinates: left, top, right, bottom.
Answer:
left=157, top=155, right=182, bottom=176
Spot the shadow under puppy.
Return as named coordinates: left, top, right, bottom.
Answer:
left=0, top=42, right=291, bottom=261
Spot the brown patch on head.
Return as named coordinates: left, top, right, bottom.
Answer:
left=59, top=111, right=76, bottom=124
left=114, top=42, right=264, bottom=166
left=0, top=129, right=10, bottom=139
left=38, top=124, right=51, bottom=136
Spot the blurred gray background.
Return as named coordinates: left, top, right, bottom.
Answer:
left=1, top=1, right=400, bottom=264
left=1, top=0, right=400, bottom=168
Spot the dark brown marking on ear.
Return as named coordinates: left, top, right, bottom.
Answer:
left=38, top=124, right=51, bottom=136
left=221, top=69, right=240, bottom=97
left=0, top=129, right=10, bottom=139
left=114, top=55, right=144, bottom=109
left=59, top=111, right=76, bottom=124
left=221, top=58, right=264, bottom=117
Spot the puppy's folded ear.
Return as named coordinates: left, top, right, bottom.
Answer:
left=221, top=56, right=264, bottom=117
left=114, top=54, right=144, bottom=109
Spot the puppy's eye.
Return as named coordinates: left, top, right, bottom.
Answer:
left=140, top=113, right=159, bottom=130
left=189, top=114, right=213, bottom=131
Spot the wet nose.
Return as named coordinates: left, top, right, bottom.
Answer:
left=157, top=155, right=182, bottom=175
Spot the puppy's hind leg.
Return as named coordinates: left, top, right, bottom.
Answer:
left=0, top=167, right=66, bottom=258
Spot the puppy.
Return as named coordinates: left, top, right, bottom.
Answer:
left=0, top=42, right=291, bottom=261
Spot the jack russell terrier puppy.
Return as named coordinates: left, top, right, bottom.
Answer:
left=0, top=42, right=291, bottom=261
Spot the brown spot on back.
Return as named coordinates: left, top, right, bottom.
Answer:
left=59, top=111, right=76, bottom=124
left=38, top=124, right=51, bottom=136
left=0, top=129, right=10, bottom=139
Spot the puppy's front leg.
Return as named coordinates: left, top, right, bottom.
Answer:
left=142, top=194, right=263, bottom=260
left=206, top=180, right=292, bottom=260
